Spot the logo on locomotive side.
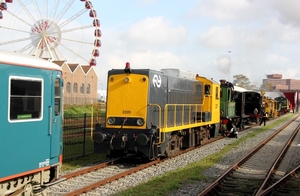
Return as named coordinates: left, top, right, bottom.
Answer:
left=152, top=74, right=162, bottom=88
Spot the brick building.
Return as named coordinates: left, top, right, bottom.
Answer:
left=263, top=74, right=300, bottom=91
left=53, top=60, right=98, bottom=105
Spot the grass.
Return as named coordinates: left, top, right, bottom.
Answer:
left=59, top=112, right=294, bottom=194
left=62, top=104, right=106, bottom=160
left=64, top=104, right=106, bottom=115
left=62, top=104, right=108, bottom=169
left=112, top=113, right=294, bottom=196
left=64, top=105, right=93, bottom=115
left=61, top=153, right=108, bottom=172
left=63, top=138, right=94, bottom=158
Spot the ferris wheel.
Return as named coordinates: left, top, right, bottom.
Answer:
left=0, top=0, right=101, bottom=66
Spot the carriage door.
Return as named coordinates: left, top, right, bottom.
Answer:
left=50, top=72, right=63, bottom=159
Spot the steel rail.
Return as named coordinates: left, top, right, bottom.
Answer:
left=254, top=123, right=300, bottom=195
left=198, top=114, right=300, bottom=196
left=260, top=164, right=300, bottom=195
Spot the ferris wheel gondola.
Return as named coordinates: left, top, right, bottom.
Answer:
left=0, top=0, right=101, bottom=66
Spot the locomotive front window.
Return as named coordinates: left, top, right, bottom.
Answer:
left=9, top=77, right=42, bottom=120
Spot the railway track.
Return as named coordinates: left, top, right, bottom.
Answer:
left=47, top=126, right=247, bottom=195
left=198, top=115, right=300, bottom=196
left=46, top=159, right=144, bottom=195
left=260, top=165, right=300, bottom=195
left=45, top=122, right=259, bottom=195
left=47, top=138, right=220, bottom=195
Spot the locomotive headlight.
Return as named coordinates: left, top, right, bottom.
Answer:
left=124, top=77, right=131, bottom=83
left=136, top=118, right=144, bottom=126
left=107, top=117, right=115, bottom=125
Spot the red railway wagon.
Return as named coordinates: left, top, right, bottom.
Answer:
left=283, top=91, right=299, bottom=113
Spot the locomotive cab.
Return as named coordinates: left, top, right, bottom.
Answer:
left=219, top=81, right=240, bottom=135
left=94, top=63, right=162, bottom=159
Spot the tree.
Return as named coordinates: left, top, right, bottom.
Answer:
left=259, top=82, right=274, bottom=91
left=232, top=74, right=251, bottom=89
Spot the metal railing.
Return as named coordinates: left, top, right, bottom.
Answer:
left=63, top=113, right=104, bottom=160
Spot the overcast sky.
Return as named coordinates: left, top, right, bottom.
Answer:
left=1, top=0, right=300, bottom=90
left=92, top=0, right=300, bottom=89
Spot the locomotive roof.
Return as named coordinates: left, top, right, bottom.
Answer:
left=264, top=91, right=286, bottom=99
left=233, top=86, right=247, bottom=92
left=0, top=49, right=62, bottom=71
left=161, top=68, right=219, bottom=84
left=241, top=90, right=262, bottom=95
left=161, top=68, right=196, bottom=80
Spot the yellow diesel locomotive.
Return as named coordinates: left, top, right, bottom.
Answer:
left=93, top=63, right=220, bottom=160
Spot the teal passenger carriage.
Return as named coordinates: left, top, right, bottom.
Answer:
left=0, top=50, right=64, bottom=195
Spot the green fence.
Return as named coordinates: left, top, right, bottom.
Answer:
left=63, top=113, right=103, bottom=160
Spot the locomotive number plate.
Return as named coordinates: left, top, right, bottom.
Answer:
left=122, top=110, right=131, bottom=114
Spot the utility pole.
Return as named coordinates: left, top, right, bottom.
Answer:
left=228, top=51, right=231, bottom=81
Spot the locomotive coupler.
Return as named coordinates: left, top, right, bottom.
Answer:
left=121, top=134, right=128, bottom=148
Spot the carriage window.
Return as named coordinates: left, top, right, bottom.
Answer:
left=55, top=79, right=61, bottom=116
left=10, top=77, right=42, bottom=120
left=215, top=87, right=219, bottom=99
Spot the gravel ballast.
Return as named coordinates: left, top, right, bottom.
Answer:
left=52, top=115, right=300, bottom=196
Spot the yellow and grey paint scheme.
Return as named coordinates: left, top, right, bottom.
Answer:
left=93, top=64, right=221, bottom=160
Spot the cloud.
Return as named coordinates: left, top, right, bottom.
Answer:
left=243, top=33, right=269, bottom=50
left=284, top=68, right=299, bottom=78
left=123, top=16, right=187, bottom=50
left=280, top=25, right=300, bottom=42
left=190, top=0, right=264, bottom=22
left=3, top=0, right=300, bottom=89
left=199, top=26, right=233, bottom=48
left=267, top=67, right=299, bottom=79
left=213, top=57, right=229, bottom=75
left=267, top=0, right=300, bottom=27
left=265, top=54, right=289, bottom=64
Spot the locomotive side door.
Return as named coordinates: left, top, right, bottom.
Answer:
left=49, top=71, right=63, bottom=160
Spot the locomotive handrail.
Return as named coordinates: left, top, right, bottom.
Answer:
left=148, top=103, right=162, bottom=128
left=148, top=103, right=164, bottom=145
left=164, top=103, right=204, bottom=130
left=49, top=106, right=53, bottom=135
